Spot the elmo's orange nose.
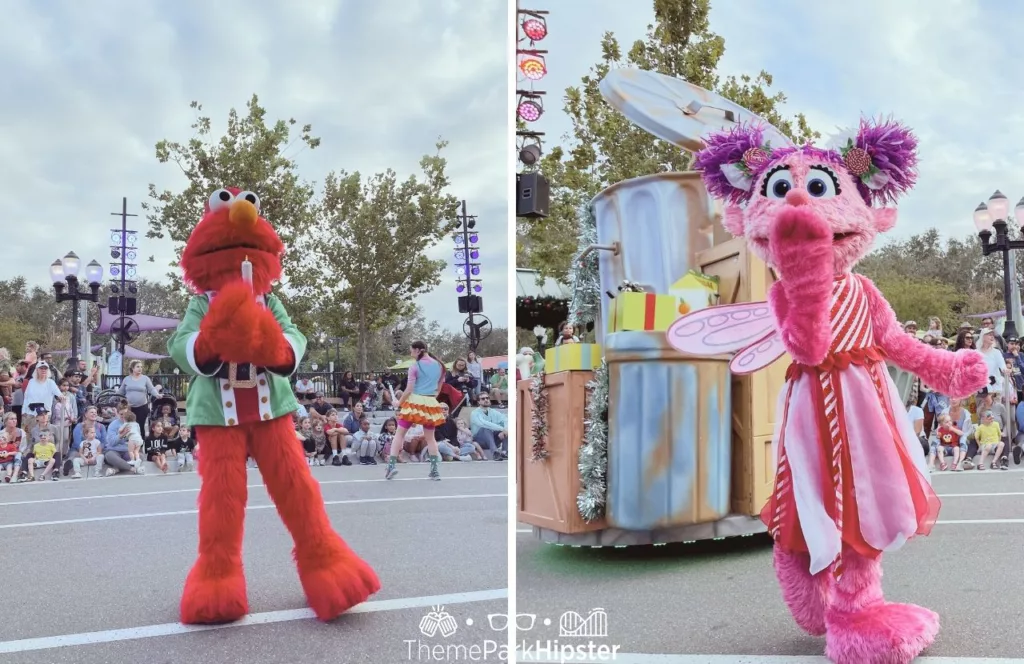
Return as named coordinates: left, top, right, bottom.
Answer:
left=229, top=199, right=258, bottom=227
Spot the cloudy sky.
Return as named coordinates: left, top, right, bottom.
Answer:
left=537, top=0, right=1021, bottom=245
left=0, top=0, right=507, bottom=330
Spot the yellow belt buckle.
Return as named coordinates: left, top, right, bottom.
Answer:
left=228, top=363, right=258, bottom=389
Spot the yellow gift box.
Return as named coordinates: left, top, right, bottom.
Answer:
left=544, top=344, right=602, bottom=372
left=608, top=292, right=678, bottom=332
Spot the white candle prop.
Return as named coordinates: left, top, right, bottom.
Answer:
left=241, top=256, right=253, bottom=289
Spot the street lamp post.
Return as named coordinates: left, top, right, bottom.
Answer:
left=974, top=190, right=1024, bottom=341
left=50, top=252, right=104, bottom=370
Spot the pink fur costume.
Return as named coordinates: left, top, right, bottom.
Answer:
left=667, top=118, right=988, bottom=664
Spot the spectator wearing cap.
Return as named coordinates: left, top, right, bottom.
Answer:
left=22, top=363, right=63, bottom=436
left=307, top=393, right=332, bottom=423
left=980, top=316, right=1007, bottom=351
left=979, top=328, right=1007, bottom=393
left=904, top=320, right=918, bottom=337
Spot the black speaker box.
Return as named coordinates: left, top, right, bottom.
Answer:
left=516, top=172, right=550, bottom=218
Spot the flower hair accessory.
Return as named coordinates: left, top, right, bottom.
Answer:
left=826, top=117, right=919, bottom=205
left=693, top=123, right=776, bottom=204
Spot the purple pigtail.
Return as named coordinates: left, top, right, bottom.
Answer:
left=694, top=123, right=772, bottom=204
left=850, top=117, right=919, bottom=205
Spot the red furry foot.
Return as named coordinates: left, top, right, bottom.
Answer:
left=825, top=602, right=939, bottom=664
left=296, top=538, right=381, bottom=621
left=773, top=544, right=829, bottom=636
left=180, top=558, right=249, bottom=624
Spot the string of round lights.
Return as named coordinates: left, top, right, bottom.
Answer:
left=516, top=7, right=548, bottom=169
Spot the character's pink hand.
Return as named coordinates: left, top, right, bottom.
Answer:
left=944, top=350, right=988, bottom=399
left=769, top=207, right=832, bottom=278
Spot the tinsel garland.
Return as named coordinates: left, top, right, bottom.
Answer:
left=529, top=374, right=549, bottom=461
left=567, top=204, right=600, bottom=330
left=577, top=360, right=609, bottom=522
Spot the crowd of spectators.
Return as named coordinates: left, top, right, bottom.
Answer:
left=904, top=316, right=1024, bottom=472
left=290, top=354, right=508, bottom=467
left=0, top=339, right=509, bottom=482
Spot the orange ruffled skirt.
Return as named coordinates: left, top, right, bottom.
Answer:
left=398, top=393, right=446, bottom=429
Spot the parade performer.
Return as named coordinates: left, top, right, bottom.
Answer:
left=384, top=341, right=446, bottom=480
left=667, top=119, right=987, bottom=663
left=167, top=187, right=379, bottom=624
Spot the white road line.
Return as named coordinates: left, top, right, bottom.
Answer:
left=0, top=474, right=507, bottom=507
left=0, top=587, right=507, bottom=654
left=515, top=654, right=1024, bottom=663
left=0, top=493, right=507, bottom=530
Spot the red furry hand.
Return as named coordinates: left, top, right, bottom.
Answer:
left=249, top=308, right=294, bottom=369
left=769, top=207, right=832, bottom=278
left=947, top=349, right=989, bottom=398
left=197, top=281, right=264, bottom=365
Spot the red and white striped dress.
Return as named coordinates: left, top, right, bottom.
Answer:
left=760, top=274, right=940, bottom=577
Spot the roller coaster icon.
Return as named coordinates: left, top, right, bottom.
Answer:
left=558, top=608, right=608, bottom=638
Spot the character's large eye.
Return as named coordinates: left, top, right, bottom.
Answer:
left=208, top=188, right=234, bottom=211
left=236, top=190, right=261, bottom=211
left=763, top=168, right=793, bottom=200
left=806, top=167, right=840, bottom=199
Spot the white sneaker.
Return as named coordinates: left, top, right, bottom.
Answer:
left=72, top=471, right=82, bottom=479
left=458, top=455, right=472, bottom=461
left=105, top=468, right=117, bottom=476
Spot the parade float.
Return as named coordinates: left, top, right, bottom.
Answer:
left=516, top=68, right=794, bottom=545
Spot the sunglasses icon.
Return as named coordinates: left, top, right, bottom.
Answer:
left=487, top=613, right=536, bottom=631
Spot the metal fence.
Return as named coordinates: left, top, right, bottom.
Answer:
left=100, top=369, right=499, bottom=400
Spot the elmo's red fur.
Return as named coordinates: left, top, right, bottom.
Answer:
left=177, top=187, right=379, bottom=625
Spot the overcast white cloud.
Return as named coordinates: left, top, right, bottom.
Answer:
left=0, top=0, right=507, bottom=330
left=539, top=0, right=1023, bottom=245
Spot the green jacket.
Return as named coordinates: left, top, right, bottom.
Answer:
left=167, top=293, right=305, bottom=427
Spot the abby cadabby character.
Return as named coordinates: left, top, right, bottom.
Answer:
left=667, top=119, right=987, bottom=664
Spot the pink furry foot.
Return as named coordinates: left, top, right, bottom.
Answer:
left=296, top=541, right=381, bottom=621
left=773, top=545, right=829, bottom=636
left=180, top=559, right=249, bottom=624
left=825, top=602, right=939, bottom=664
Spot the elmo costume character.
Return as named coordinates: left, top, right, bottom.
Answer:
left=167, top=187, right=380, bottom=624
left=667, top=119, right=987, bottom=663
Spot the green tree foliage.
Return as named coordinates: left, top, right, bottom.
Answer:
left=517, top=0, right=816, bottom=280
left=144, top=97, right=462, bottom=371
left=143, top=95, right=321, bottom=291
left=857, top=228, right=1009, bottom=332
left=296, top=143, right=459, bottom=371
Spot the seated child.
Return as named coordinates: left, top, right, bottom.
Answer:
left=119, top=412, right=145, bottom=474
left=929, top=412, right=963, bottom=471
left=351, top=418, right=378, bottom=466
left=975, top=409, right=1006, bottom=471
left=169, top=425, right=196, bottom=471
left=296, top=417, right=316, bottom=466
left=310, top=420, right=329, bottom=466
left=456, top=418, right=484, bottom=460
left=144, top=421, right=169, bottom=473
left=73, top=424, right=104, bottom=478
left=31, top=432, right=57, bottom=481
left=0, top=431, right=18, bottom=482
left=324, top=410, right=349, bottom=465
left=401, top=424, right=428, bottom=462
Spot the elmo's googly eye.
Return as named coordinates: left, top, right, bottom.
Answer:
left=236, top=191, right=261, bottom=211
left=208, top=189, right=234, bottom=211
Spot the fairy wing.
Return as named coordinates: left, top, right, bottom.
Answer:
left=729, top=331, right=786, bottom=375
left=666, top=301, right=777, bottom=356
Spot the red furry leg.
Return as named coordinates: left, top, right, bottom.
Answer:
left=824, top=546, right=938, bottom=664
left=248, top=417, right=380, bottom=621
left=180, top=426, right=250, bottom=624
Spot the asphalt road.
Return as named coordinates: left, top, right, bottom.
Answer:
left=0, top=460, right=509, bottom=664
left=516, top=467, right=1024, bottom=663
